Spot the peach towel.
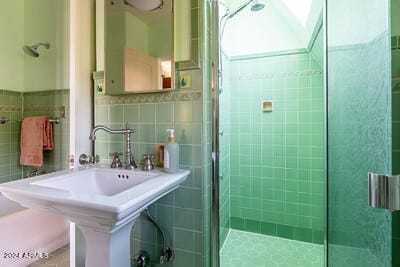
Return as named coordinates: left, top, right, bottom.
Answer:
left=20, top=116, right=54, bottom=167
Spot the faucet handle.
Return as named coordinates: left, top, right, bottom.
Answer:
left=79, top=154, right=95, bottom=165
left=142, top=154, right=154, bottom=171
left=110, top=152, right=123, bottom=168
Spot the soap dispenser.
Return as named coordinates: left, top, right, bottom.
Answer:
left=164, top=129, right=179, bottom=173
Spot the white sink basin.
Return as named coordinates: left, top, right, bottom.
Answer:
left=33, top=168, right=160, bottom=196
left=0, top=166, right=190, bottom=267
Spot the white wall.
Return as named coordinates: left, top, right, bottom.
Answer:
left=69, top=0, right=95, bottom=265
left=0, top=0, right=69, bottom=92
left=0, top=0, right=24, bottom=90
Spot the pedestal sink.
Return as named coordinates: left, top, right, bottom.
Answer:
left=0, top=166, right=190, bottom=267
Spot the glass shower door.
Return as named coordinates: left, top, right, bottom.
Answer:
left=327, top=0, right=392, bottom=266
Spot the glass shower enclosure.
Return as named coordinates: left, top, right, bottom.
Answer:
left=212, top=0, right=393, bottom=266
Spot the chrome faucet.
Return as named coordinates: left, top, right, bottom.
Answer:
left=89, top=123, right=137, bottom=169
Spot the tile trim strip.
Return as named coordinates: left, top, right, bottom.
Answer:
left=23, top=106, right=69, bottom=113
left=95, top=90, right=202, bottom=106
left=232, top=70, right=323, bottom=81
left=0, top=106, right=22, bottom=112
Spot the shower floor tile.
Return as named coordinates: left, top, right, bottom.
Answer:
left=220, top=229, right=324, bottom=267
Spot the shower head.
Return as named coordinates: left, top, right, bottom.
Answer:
left=22, top=42, right=50, bottom=58
left=225, top=0, right=265, bottom=19
left=251, top=1, right=265, bottom=12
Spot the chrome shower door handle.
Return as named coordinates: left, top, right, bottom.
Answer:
left=368, top=172, right=400, bottom=211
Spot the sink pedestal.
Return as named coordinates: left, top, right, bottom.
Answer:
left=77, top=214, right=139, bottom=267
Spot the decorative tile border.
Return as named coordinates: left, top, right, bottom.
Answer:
left=95, top=90, right=202, bottom=106
left=22, top=89, right=69, bottom=96
left=23, top=106, right=69, bottom=113
left=0, top=106, right=22, bottom=112
left=0, top=89, right=23, bottom=96
left=232, top=70, right=323, bottom=81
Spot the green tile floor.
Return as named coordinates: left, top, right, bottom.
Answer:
left=220, top=229, right=323, bottom=267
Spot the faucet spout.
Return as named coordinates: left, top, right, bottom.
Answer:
left=89, top=124, right=137, bottom=169
left=89, top=125, right=134, bottom=140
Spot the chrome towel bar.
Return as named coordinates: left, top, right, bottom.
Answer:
left=0, top=117, right=61, bottom=125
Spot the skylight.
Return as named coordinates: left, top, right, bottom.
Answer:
left=282, top=0, right=312, bottom=27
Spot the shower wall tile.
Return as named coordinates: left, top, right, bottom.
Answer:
left=0, top=89, right=70, bottom=182
left=0, top=90, right=23, bottom=182
left=22, top=89, right=70, bottom=174
left=223, top=52, right=325, bottom=242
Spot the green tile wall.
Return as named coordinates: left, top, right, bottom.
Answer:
left=221, top=51, right=325, bottom=244
left=95, top=91, right=207, bottom=267
left=0, top=89, right=69, bottom=183
left=0, top=90, right=23, bottom=182
left=22, top=89, right=70, bottom=174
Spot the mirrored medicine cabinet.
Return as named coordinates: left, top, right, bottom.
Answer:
left=96, top=0, right=197, bottom=95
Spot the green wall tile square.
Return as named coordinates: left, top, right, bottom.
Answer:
left=95, top=106, right=109, bottom=123
left=298, top=216, right=311, bottom=228
left=298, top=204, right=311, bottom=216
left=244, top=219, right=261, bottom=233
left=312, top=230, right=324, bottom=244
left=174, top=250, right=194, bottom=266
left=139, top=104, right=155, bottom=123
left=123, top=105, right=139, bottom=124
left=261, top=221, right=277, bottom=236
left=175, top=124, right=193, bottom=145
left=231, top=217, right=244, bottom=230
left=180, top=145, right=194, bottom=166
left=175, top=229, right=194, bottom=251
left=138, top=124, right=155, bottom=143
left=175, top=187, right=201, bottom=209
left=298, top=181, right=310, bottom=193
left=294, top=227, right=313, bottom=243
left=109, top=106, right=124, bottom=123
left=156, top=103, right=173, bottom=123
left=175, top=102, right=193, bottom=123
left=277, top=224, right=294, bottom=239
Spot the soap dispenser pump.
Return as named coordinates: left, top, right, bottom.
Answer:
left=164, top=129, right=179, bottom=173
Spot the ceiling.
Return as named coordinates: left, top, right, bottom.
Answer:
left=220, top=0, right=323, bottom=58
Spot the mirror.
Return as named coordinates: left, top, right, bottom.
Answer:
left=102, top=0, right=174, bottom=94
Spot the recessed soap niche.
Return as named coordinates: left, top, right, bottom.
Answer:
left=262, top=100, right=273, bottom=112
